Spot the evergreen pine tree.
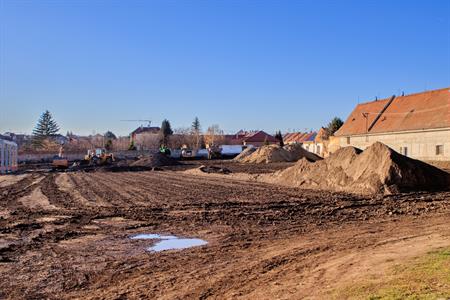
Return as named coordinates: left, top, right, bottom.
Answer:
left=191, top=117, right=201, bottom=133
left=191, top=117, right=201, bottom=149
left=32, top=110, right=60, bottom=148
left=326, top=117, right=344, bottom=135
left=160, top=119, right=173, bottom=145
left=275, top=130, right=284, bottom=147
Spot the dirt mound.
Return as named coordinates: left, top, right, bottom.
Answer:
left=198, top=165, right=232, bottom=174
left=235, top=144, right=321, bottom=164
left=272, top=142, right=450, bottom=194
left=130, top=153, right=179, bottom=168
left=283, top=144, right=323, bottom=162
left=233, top=147, right=257, bottom=161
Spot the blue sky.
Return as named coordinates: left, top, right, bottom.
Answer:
left=1, top=0, right=449, bottom=136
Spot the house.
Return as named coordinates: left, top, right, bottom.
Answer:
left=334, top=87, right=450, bottom=161
left=283, top=131, right=329, bottom=156
left=302, top=128, right=329, bottom=157
left=222, top=130, right=278, bottom=147
left=283, top=132, right=317, bottom=144
left=0, top=136, right=18, bottom=174
left=130, top=126, right=161, bottom=150
left=240, top=131, right=278, bottom=147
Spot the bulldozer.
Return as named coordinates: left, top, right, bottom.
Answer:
left=83, top=148, right=115, bottom=166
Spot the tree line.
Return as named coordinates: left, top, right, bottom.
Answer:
left=29, top=110, right=344, bottom=152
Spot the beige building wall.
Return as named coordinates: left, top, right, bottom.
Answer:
left=336, top=128, right=450, bottom=161
left=134, top=132, right=160, bottom=150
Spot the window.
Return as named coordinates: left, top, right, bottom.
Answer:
left=317, top=145, right=321, bottom=154
left=436, top=145, right=444, bottom=156
left=403, top=147, right=408, bottom=157
left=346, top=137, right=350, bottom=144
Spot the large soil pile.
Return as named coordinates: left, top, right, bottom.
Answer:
left=283, top=144, right=322, bottom=162
left=235, top=144, right=321, bottom=164
left=233, top=147, right=257, bottom=161
left=130, top=153, right=179, bottom=168
left=271, top=142, right=450, bottom=194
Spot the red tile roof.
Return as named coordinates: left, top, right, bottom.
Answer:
left=335, top=87, right=450, bottom=136
left=283, top=132, right=318, bottom=143
left=242, top=131, right=278, bottom=143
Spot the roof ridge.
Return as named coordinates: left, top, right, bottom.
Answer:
left=398, top=86, right=450, bottom=98
left=357, top=87, right=449, bottom=106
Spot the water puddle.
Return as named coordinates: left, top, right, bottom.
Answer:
left=131, top=233, right=207, bottom=252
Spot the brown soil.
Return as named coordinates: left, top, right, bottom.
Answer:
left=235, top=144, right=321, bottom=164
left=233, top=147, right=257, bottom=161
left=0, top=169, right=449, bottom=299
left=130, top=153, right=179, bottom=168
left=269, top=142, right=450, bottom=195
left=427, top=160, right=450, bottom=173
left=198, top=165, right=232, bottom=174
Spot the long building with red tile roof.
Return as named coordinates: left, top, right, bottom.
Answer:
left=334, top=87, right=450, bottom=161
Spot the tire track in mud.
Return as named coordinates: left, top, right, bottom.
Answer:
left=87, top=173, right=151, bottom=206
left=40, top=174, right=76, bottom=209
left=37, top=173, right=450, bottom=229
left=69, top=174, right=114, bottom=207
left=0, top=178, right=110, bottom=264
left=61, top=172, right=450, bottom=230
left=89, top=173, right=150, bottom=205
left=0, top=174, right=46, bottom=209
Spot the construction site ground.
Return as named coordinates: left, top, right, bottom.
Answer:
left=1, top=160, right=450, bottom=299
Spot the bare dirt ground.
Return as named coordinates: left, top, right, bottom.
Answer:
left=1, top=162, right=450, bottom=299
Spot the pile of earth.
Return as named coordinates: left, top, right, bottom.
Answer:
left=233, top=147, right=257, bottom=161
left=268, top=142, right=450, bottom=195
left=198, top=165, right=232, bottom=174
left=235, top=144, right=321, bottom=164
left=129, top=153, right=179, bottom=168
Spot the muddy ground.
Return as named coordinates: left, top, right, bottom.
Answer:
left=1, top=161, right=450, bottom=299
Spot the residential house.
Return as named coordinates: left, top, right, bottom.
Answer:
left=240, top=131, right=278, bottom=147
left=302, top=128, right=329, bottom=157
left=130, top=126, right=161, bottom=150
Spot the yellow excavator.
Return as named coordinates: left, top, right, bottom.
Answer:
left=52, top=145, right=69, bottom=169
left=83, top=148, right=115, bottom=166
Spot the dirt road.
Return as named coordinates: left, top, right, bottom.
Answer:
left=1, top=169, right=449, bottom=299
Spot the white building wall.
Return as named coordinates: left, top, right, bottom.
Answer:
left=336, top=128, right=450, bottom=161
left=302, top=142, right=324, bottom=157
left=0, top=139, right=18, bottom=174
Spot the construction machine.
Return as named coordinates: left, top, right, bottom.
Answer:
left=206, top=144, right=222, bottom=160
left=159, top=145, right=171, bottom=156
left=180, top=144, right=194, bottom=160
left=83, top=148, right=115, bottom=166
left=52, top=145, right=69, bottom=170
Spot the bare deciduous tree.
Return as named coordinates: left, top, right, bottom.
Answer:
left=204, top=124, right=225, bottom=146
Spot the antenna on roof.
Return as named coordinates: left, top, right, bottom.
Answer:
left=120, top=119, right=152, bottom=127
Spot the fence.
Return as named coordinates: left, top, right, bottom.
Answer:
left=17, top=149, right=159, bottom=163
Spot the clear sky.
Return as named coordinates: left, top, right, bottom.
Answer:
left=1, top=0, right=449, bottom=136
